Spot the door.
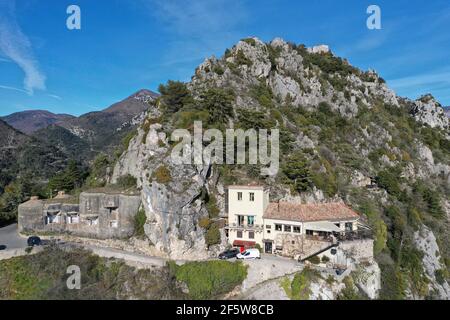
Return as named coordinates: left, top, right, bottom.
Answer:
left=265, top=241, right=273, bottom=254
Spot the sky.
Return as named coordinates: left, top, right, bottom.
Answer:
left=0, top=0, right=449, bottom=116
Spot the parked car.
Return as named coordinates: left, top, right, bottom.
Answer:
left=236, top=248, right=261, bottom=260
left=0, top=245, right=7, bottom=250
left=218, top=248, right=240, bottom=260
left=27, top=236, right=42, bottom=247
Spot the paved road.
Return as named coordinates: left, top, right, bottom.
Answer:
left=0, top=223, right=28, bottom=249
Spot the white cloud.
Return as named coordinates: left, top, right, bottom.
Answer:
left=387, top=69, right=450, bottom=104
left=0, top=0, right=46, bottom=94
left=47, top=94, right=62, bottom=101
left=388, top=70, right=450, bottom=90
left=0, top=84, right=29, bottom=94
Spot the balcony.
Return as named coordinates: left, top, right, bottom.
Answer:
left=225, top=223, right=263, bottom=231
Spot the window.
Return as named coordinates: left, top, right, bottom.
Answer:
left=275, top=224, right=282, bottom=231
left=345, top=222, right=353, bottom=231
left=247, top=216, right=255, bottom=226
left=266, top=225, right=271, bottom=229
left=237, top=192, right=242, bottom=201
left=237, top=230, right=243, bottom=238
left=249, top=193, right=255, bottom=201
left=248, top=231, right=255, bottom=239
left=110, top=220, right=118, bottom=228
left=237, top=215, right=245, bottom=227
left=306, top=230, right=313, bottom=236
left=284, top=225, right=292, bottom=232
left=293, top=226, right=301, bottom=233
left=267, top=230, right=271, bottom=234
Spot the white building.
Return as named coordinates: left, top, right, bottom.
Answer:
left=226, top=185, right=361, bottom=256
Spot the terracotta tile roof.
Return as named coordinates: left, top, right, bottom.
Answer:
left=264, top=202, right=359, bottom=222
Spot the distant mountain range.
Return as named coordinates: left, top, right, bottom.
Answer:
left=1, top=110, right=74, bottom=135
left=2, top=89, right=159, bottom=161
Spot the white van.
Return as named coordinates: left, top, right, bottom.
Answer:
left=236, top=248, right=261, bottom=260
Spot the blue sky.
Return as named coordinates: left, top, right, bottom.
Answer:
left=0, top=0, right=449, bottom=116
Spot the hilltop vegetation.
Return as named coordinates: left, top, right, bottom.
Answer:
left=114, top=37, right=449, bottom=299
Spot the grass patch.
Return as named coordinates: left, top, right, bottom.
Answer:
left=170, top=260, right=247, bottom=299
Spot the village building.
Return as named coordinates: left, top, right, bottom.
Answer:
left=18, top=190, right=141, bottom=240
left=226, top=185, right=372, bottom=262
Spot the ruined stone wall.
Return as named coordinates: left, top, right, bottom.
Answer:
left=339, top=239, right=374, bottom=262
left=18, top=192, right=141, bottom=240
left=18, top=200, right=44, bottom=234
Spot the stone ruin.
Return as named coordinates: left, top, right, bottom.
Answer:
left=18, top=191, right=141, bottom=240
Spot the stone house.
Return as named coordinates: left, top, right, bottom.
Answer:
left=18, top=190, right=141, bottom=240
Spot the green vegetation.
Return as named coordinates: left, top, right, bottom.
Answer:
left=198, top=88, right=235, bottom=125
left=205, top=223, right=221, bottom=247
left=47, top=160, right=88, bottom=194
left=282, top=152, right=312, bottom=193
left=375, top=169, right=402, bottom=197
left=115, top=174, right=137, bottom=189
left=169, top=260, right=247, bottom=299
left=281, top=267, right=320, bottom=300
left=85, top=154, right=112, bottom=188
left=134, top=209, right=147, bottom=239
left=307, top=255, right=321, bottom=265
left=234, top=49, right=252, bottom=67
left=337, top=276, right=364, bottom=300
left=158, top=80, right=193, bottom=114
left=153, top=165, right=172, bottom=184
left=241, top=38, right=257, bottom=46
left=0, top=246, right=182, bottom=300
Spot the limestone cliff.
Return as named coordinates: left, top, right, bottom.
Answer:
left=111, top=37, right=449, bottom=298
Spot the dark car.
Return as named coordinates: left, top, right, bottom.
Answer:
left=27, top=236, right=42, bottom=247
left=218, top=248, right=240, bottom=260
left=0, top=245, right=7, bottom=251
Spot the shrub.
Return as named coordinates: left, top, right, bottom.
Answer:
left=241, top=38, right=256, bottom=46
left=116, top=174, right=137, bottom=189
left=421, top=188, right=444, bottom=218
left=198, top=217, right=211, bottom=229
left=237, top=109, right=276, bottom=130
left=172, top=260, right=247, bottom=299
left=235, top=49, right=252, bottom=67
left=134, top=209, right=147, bottom=239
left=307, top=255, right=320, bottom=265
left=212, top=65, right=224, bottom=75
left=282, top=153, right=312, bottom=193
left=337, top=276, right=362, bottom=300
left=199, top=88, right=235, bottom=125
left=205, top=223, right=221, bottom=247
left=153, top=166, right=172, bottom=184
left=321, top=256, right=330, bottom=263
left=287, top=268, right=320, bottom=300
left=122, top=130, right=136, bottom=150
left=376, top=170, right=402, bottom=197
left=206, top=193, right=220, bottom=218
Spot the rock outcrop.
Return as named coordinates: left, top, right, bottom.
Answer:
left=410, top=94, right=449, bottom=130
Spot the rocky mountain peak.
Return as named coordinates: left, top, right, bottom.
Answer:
left=191, top=37, right=400, bottom=119
left=129, top=89, right=160, bottom=104
left=410, top=94, right=449, bottom=129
